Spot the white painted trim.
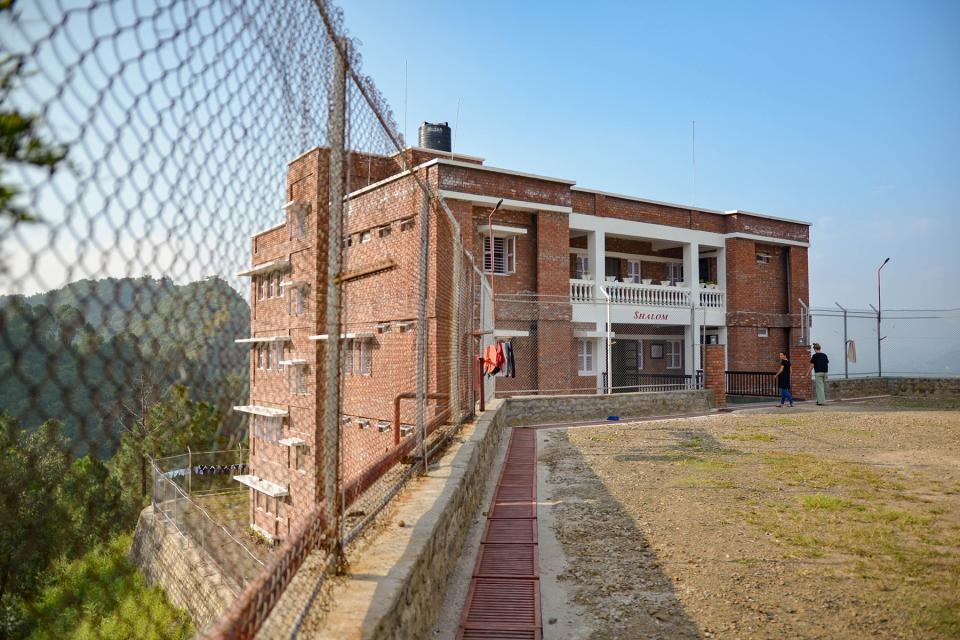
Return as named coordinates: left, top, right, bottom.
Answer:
left=282, top=201, right=311, bottom=213
left=493, top=329, right=529, bottom=338
left=567, top=247, right=683, bottom=264
left=437, top=158, right=577, bottom=185
left=233, top=474, right=288, bottom=498
left=569, top=213, right=726, bottom=247
left=611, top=333, right=685, bottom=340
left=478, top=224, right=528, bottom=236
left=250, top=222, right=285, bottom=238
left=725, top=232, right=809, bottom=247
left=278, top=359, right=308, bottom=366
left=235, top=336, right=292, bottom=344
left=404, top=146, right=486, bottom=162
left=724, top=209, right=812, bottom=226
left=573, top=330, right=614, bottom=339
left=236, top=259, right=291, bottom=277
left=309, top=332, right=375, bottom=341
left=232, top=405, right=288, bottom=418
left=278, top=437, right=306, bottom=447
left=440, top=190, right=572, bottom=214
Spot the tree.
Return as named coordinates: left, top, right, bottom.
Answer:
left=56, top=456, right=130, bottom=557
left=0, top=415, right=70, bottom=637
left=112, top=384, right=223, bottom=508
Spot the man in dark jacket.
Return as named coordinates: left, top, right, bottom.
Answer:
left=774, top=352, right=794, bottom=407
left=807, top=343, right=829, bottom=406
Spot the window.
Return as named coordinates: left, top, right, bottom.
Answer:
left=400, top=218, right=415, bottom=231
left=290, top=209, right=307, bottom=239
left=342, top=339, right=372, bottom=375
left=359, top=339, right=372, bottom=375
left=273, top=342, right=285, bottom=370
left=257, top=344, right=265, bottom=369
left=252, top=415, right=282, bottom=443
left=756, top=251, right=771, bottom=264
left=286, top=284, right=306, bottom=317
left=627, top=260, right=641, bottom=284
left=296, top=445, right=310, bottom=471
left=666, top=340, right=682, bottom=370
left=577, top=339, right=595, bottom=376
left=257, top=276, right=265, bottom=300
left=255, top=490, right=262, bottom=510
left=343, top=234, right=353, bottom=249
left=378, top=224, right=392, bottom=239
left=360, top=230, right=372, bottom=243
left=758, top=327, right=769, bottom=338
left=273, top=272, right=282, bottom=297
left=483, top=236, right=516, bottom=275
left=667, top=263, right=684, bottom=285
left=574, top=254, right=590, bottom=279
left=289, top=366, right=307, bottom=394
left=267, top=273, right=275, bottom=298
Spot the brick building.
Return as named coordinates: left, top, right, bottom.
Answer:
left=232, top=131, right=812, bottom=542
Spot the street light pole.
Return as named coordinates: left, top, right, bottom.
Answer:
left=877, top=257, right=890, bottom=377
left=834, top=302, right=848, bottom=379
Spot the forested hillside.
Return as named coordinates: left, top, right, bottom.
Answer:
left=0, top=276, right=251, bottom=456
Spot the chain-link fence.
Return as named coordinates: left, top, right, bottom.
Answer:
left=0, top=0, right=486, bottom=638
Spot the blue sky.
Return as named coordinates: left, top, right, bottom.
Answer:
left=340, top=0, right=960, bottom=312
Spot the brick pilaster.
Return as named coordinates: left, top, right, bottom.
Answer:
left=703, top=344, right=726, bottom=407
left=790, top=345, right=813, bottom=400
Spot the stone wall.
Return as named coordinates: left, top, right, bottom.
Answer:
left=825, top=376, right=960, bottom=400
left=130, top=508, right=236, bottom=632
left=257, top=399, right=510, bottom=638
left=503, top=389, right=713, bottom=427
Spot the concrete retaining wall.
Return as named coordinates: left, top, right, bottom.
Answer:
left=503, top=389, right=713, bottom=427
left=826, top=376, right=960, bottom=400
left=130, top=508, right=235, bottom=631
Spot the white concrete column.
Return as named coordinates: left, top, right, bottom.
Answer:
left=587, top=230, right=606, bottom=289
left=683, top=241, right=700, bottom=291
left=595, top=336, right=608, bottom=393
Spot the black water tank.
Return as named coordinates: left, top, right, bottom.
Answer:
left=419, top=121, right=451, bottom=152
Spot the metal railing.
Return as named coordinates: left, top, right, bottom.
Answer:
left=613, top=371, right=703, bottom=393
left=725, top=370, right=779, bottom=397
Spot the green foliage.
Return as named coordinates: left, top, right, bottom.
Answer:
left=26, top=534, right=192, bottom=640
left=0, top=276, right=250, bottom=457
left=112, top=384, right=226, bottom=507
left=58, top=456, right=131, bottom=557
left=0, top=416, right=70, bottom=605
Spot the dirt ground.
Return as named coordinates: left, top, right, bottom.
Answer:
left=539, top=398, right=960, bottom=639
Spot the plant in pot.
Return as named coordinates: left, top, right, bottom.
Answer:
left=660, top=279, right=672, bottom=286
left=642, top=277, right=653, bottom=285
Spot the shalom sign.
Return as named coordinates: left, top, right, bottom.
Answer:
left=633, top=311, right=670, bottom=321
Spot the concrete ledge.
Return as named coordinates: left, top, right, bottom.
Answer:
left=503, top=389, right=713, bottom=427
left=276, top=400, right=508, bottom=639
left=826, top=376, right=960, bottom=400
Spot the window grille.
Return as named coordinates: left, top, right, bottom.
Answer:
left=483, top=236, right=516, bottom=275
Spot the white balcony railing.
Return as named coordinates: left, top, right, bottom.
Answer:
left=699, top=288, right=725, bottom=308
left=570, top=279, right=726, bottom=310
left=570, top=278, right=595, bottom=302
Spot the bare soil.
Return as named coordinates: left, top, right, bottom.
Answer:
left=539, top=399, right=960, bottom=639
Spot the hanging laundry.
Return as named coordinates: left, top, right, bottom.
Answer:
left=483, top=342, right=504, bottom=376
left=847, top=339, right=857, bottom=364
left=504, top=340, right=516, bottom=378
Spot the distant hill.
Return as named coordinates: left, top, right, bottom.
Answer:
left=0, top=276, right=250, bottom=456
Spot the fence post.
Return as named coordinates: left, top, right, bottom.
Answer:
left=323, top=35, right=347, bottom=570
left=450, top=241, right=462, bottom=424
left=416, top=190, right=430, bottom=473
left=187, top=447, right=192, bottom=497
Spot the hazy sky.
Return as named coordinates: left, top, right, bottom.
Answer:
left=339, top=0, right=960, bottom=312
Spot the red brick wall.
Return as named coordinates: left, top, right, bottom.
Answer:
left=703, top=344, right=726, bottom=406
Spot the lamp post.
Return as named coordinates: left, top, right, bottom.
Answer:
left=877, top=257, right=890, bottom=377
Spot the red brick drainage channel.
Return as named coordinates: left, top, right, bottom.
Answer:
left=458, top=427, right=542, bottom=639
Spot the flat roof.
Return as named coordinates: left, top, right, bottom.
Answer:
left=232, top=405, right=288, bottom=418
left=233, top=474, right=288, bottom=497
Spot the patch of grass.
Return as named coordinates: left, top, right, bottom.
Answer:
left=762, top=452, right=902, bottom=490
left=723, top=431, right=777, bottom=443
left=675, top=476, right=737, bottom=489
left=800, top=493, right=848, bottom=510
left=680, top=436, right=705, bottom=448
left=891, top=398, right=960, bottom=411
left=678, top=457, right=734, bottom=472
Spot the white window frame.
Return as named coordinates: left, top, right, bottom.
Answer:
left=257, top=276, right=265, bottom=300
left=758, top=327, right=769, bottom=338
left=378, top=224, right=392, bottom=239
left=360, top=230, right=372, bottom=243
left=756, top=251, right=771, bottom=264
left=575, top=254, right=590, bottom=279
left=627, top=260, right=641, bottom=284
left=342, top=339, right=354, bottom=374
left=667, top=263, right=684, bottom=285
left=296, top=444, right=310, bottom=471
left=400, top=217, right=415, bottom=231
left=666, top=340, right=682, bottom=370
left=483, top=236, right=516, bottom=275
left=273, top=342, right=285, bottom=371
left=256, top=343, right=265, bottom=369
left=252, top=415, right=282, bottom=444
left=359, top=339, right=372, bottom=376
left=577, top=339, right=595, bottom=376
left=267, top=274, right=275, bottom=298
